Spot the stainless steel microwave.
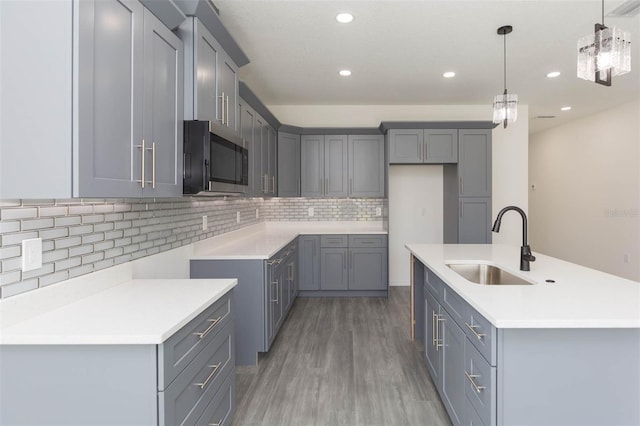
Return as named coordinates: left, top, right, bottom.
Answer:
left=183, top=121, right=248, bottom=195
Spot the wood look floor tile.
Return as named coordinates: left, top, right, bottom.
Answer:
left=232, top=288, right=452, bottom=426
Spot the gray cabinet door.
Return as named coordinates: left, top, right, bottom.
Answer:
left=142, top=9, right=183, bottom=197
left=388, top=129, right=423, bottom=163
left=320, top=248, right=348, bottom=290
left=458, top=129, right=491, bottom=197
left=300, top=135, right=325, bottom=197
left=219, top=52, right=238, bottom=131
left=268, top=127, right=278, bottom=195
left=459, top=197, right=492, bottom=244
left=424, top=129, right=458, bottom=164
left=298, top=236, right=320, bottom=290
left=324, top=135, right=348, bottom=197
left=76, top=0, right=145, bottom=197
left=441, top=309, right=466, bottom=426
left=348, top=135, right=384, bottom=197
left=191, top=18, right=219, bottom=123
left=256, top=116, right=268, bottom=195
left=278, top=132, right=301, bottom=197
left=424, top=290, right=441, bottom=387
left=267, top=265, right=283, bottom=345
left=349, top=248, right=387, bottom=290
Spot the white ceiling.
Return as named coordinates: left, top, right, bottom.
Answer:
left=215, top=0, right=640, bottom=133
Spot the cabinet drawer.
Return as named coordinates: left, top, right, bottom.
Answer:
left=159, top=320, right=235, bottom=426
left=463, top=304, right=497, bottom=366
left=464, top=340, right=496, bottom=426
left=158, top=292, right=233, bottom=390
left=320, top=235, right=348, bottom=248
left=424, top=268, right=443, bottom=299
left=195, top=369, right=235, bottom=426
left=442, top=285, right=466, bottom=326
left=348, top=234, right=387, bottom=248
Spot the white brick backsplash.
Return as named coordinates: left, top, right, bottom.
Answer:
left=22, top=263, right=55, bottom=279
left=2, top=257, right=22, bottom=273
left=1, top=279, right=38, bottom=298
left=0, top=196, right=384, bottom=298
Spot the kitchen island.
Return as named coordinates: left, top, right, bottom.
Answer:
left=407, top=243, right=640, bottom=426
left=0, top=267, right=237, bottom=425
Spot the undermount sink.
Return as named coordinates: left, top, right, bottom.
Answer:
left=446, top=262, right=535, bottom=285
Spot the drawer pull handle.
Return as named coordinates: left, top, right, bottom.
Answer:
left=194, top=362, right=222, bottom=389
left=209, top=419, right=223, bottom=426
left=194, top=316, right=222, bottom=339
left=465, top=322, right=486, bottom=339
left=465, top=371, right=486, bottom=393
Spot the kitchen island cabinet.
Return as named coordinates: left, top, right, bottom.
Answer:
left=0, top=278, right=237, bottom=426
left=408, top=243, right=640, bottom=426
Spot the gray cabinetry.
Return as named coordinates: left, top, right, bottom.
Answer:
left=178, top=16, right=238, bottom=132
left=300, top=135, right=325, bottom=197
left=0, top=0, right=183, bottom=198
left=278, top=132, right=301, bottom=197
left=388, top=129, right=457, bottom=164
left=0, top=291, right=235, bottom=426
left=458, top=130, right=491, bottom=197
left=191, top=241, right=297, bottom=366
left=298, top=236, right=320, bottom=291
left=348, top=134, right=385, bottom=197
left=458, top=198, right=492, bottom=244
left=306, top=235, right=388, bottom=296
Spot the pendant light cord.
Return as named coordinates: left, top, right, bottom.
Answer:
left=601, top=0, right=605, bottom=26
left=503, top=32, right=507, bottom=92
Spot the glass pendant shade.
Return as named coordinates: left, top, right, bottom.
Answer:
left=577, top=24, right=632, bottom=85
left=492, top=91, right=518, bottom=127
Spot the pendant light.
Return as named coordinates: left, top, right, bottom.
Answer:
left=492, top=25, right=518, bottom=129
left=577, top=0, right=631, bottom=86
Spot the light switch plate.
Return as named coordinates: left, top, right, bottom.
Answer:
left=237, top=211, right=241, bottom=223
left=202, top=215, right=208, bottom=231
left=308, top=207, right=314, bottom=217
left=22, top=238, right=43, bottom=272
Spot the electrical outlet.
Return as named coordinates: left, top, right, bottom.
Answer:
left=376, top=207, right=382, bottom=216
left=308, top=207, right=314, bottom=217
left=237, top=211, right=241, bottom=223
left=22, top=238, right=43, bottom=272
left=202, top=215, right=208, bottom=231
left=256, top=208, right=259, bottom=219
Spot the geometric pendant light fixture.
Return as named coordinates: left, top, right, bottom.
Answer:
left=492, top=25, right=518, bottom=128
left=577, top=0, right=632, bottom=86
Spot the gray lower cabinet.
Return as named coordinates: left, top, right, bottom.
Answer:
left=278, top=132, right=301, bottom=196
left=191, top=240, right=297, bottom=366
left=388, top=129, right=457, bottom=164
left=1, top=0, right=183, bottom=198
left=419, top=262, right=640, bottom=426
left=304, top=235, right=388, bottom=296
left=298, top=236, right=320, bottom=291
left=0, top=292, right=235, bottom=426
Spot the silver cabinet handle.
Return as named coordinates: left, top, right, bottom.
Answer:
left=138, top=139, right=146, bottom=188
left=460, top=200, right=463, bottom=218
left=194, top=362, right=222, bottom=389
left=226, top=95, right=229, bottom=126
left=151, top=142, right=156, bottom=189
left=465, top=371, right=486, bottom=393
left=435, top=314, right=445, bottom=350
left=264, top=174, right=269, bottom=194
left=194, top=316, right=222, bottom=339
left=219, top=91, right=225, bottom=124
left=209, top=420, right=223, bottom=426
left=465, top=322, right=486, bottom=339
left=271, top=280, right=279, bottom=304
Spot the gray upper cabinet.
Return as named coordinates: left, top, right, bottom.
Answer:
left=348, top=134, right=384, bottom=197
left=239, top=98, right=260, bottom=196
left=178, top=17, right=239, bottom=132
left=458, top=129, right=491, bottom=197
left=278, top=132, right=301, bottom=197
left=324, top=135, right=349, bottom=197
left=0, top=0, right=183, bottom=198
left=300, top=135, right=326, bottom=197
left=388, top=129, right=457, bottom=164
left=268, top=127, right=278, bottom=196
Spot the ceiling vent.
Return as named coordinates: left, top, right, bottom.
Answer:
left=536, top=115, right=556, bottom=119
left=607, top=0, right=640, bottom=16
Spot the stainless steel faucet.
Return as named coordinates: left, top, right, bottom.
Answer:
left=492, top=206, right=536, bottom=271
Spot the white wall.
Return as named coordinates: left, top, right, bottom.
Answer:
left=529, top=100, right=640, bottom=281
left=388, top=166, right=443, bottom=286
left=271, top=104, right=530, bottom=285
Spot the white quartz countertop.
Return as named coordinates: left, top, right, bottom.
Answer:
left=192, top=221, right=387, bottom=260
left=406, top=244, right=640, bottom=328
left=0, top=278, right=237, bottom=345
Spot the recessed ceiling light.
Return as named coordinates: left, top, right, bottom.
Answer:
left=443, top=71, right=456, bottom=78
left=547, top=71, right=561, bottom=78
left=561, top=106, right=572, bottom=111
left=336, top=13, right=354, bottom=23
left=339, top=69, right=352, bottom=76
